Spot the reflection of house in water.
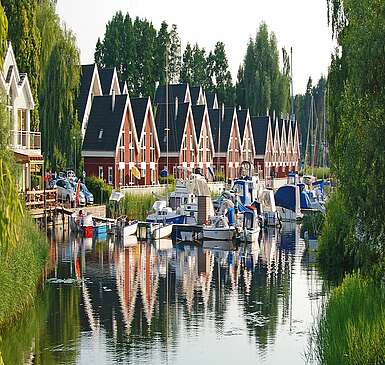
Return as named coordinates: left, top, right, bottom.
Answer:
left=139, top=245, right=159, bottom=325
left=115, top=245, right=140, bottom=335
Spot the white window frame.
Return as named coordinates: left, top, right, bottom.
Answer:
left=108, top=166, right=113, bottom=185
left=98, top=166, right=104, bottom=179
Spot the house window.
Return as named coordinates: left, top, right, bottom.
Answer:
left=99, top=166, right=104, bottom=179
left=119, top=168, right=124, bottom=186
left=141, top=167, right=146, bottom=178
left=17, top=109, right=27, bottom=131
left=150, top=169, right=155, bottom=184
left=108, top=166, right=113, bottom=185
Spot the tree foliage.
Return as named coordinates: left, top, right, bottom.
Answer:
left=0, top=1, right=8, bottom=66
left=37, top=1, right=80, bottom=173
left=2, top=0, right=41, bottom=130
left=235, top=23, right=290, bottom=117
left=324, top=0, right=385, bottom=276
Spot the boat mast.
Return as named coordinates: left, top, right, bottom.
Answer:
left=304, top=95, right=313, bottom=174
left=290, top=47, right=295, bottom=121
left=165, top=40, right=169, bottom=190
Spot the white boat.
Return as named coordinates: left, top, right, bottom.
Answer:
left=203, top=216, right=236, bottom=241
left=123, top=235, right=138, bottom=247
left=241, top=209, right=261, bottom=243
left=123, top=220, right=138, bottom=237
left=152, top=223, right=173, bottom=240
left=259, top=189, right=279, bottom=226
left=137, top=222, right=173, bottom=240
left=275, top=185, right=304, bottom=222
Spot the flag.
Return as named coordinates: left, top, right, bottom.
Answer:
left=75, top=181, right=81, bottom=208
left=132, top=165, right=141, bottom=179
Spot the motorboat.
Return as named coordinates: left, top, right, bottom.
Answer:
left=93, top=222, right=107, bottom=236
left=241, top=209, right=261, bottom=243
left=146, top=200, right=186, bottom=225
left=258, top=189, right=279, bottom=226
left=137, top=221, right=173, bottom=240
left=203, top=216, right=236, bottom=241
left=116, top=217, right=138, bottom=238
left=274, top=184, right=303, bottom=221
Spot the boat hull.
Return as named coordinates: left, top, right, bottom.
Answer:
left=152, top=224, right=173, bottom=240
left=203, top=227, right=235, bottom=240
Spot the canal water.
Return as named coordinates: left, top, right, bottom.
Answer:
left=1, top=224, right=326, bottom=365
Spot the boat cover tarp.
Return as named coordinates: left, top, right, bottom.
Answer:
left=275, top=185, right=297, bottom=212
left=300, top=191, right=312, bottom=209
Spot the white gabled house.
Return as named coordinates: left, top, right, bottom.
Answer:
left=1, top=42, right=43, bottom=192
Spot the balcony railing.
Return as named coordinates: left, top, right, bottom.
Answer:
left=10, top=130, right=41, bottom=150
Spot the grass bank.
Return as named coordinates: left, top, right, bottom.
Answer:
left=312, top=273, right=385, bottom=365
left=0, top=216, right=47, bottom=329
left=108, top=192, right=156, bottom=220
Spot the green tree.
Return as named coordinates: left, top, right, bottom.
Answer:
left=180, top=42, right=193, bottom=84
left=168, top=24, right=181, bottom=83
left=39, top=25, right=80, bottom=172
left=322, top=0, right=385, bottom=275
left=236, top=22, right=290, bottom=117
left=0, top=1, right=8, bottom=65
left=155, top=21, right=169, bottom=87
left=2, top=0, right=41, bottom=130
left=211, top=42, right=234, bottom=104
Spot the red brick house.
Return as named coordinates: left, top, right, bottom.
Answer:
left=155, top=102, right=198, bottom=179
left=131, top=97, right=160, bottom=185
left=277, top=119, right=288, bottom=177
left=192, top=104, right=215, bottom=178
left=237, top=109, right=256, bottom=164
left=209, top=107, right=242, bottom=181
left=251, top=116, right=274, bottom=179
left=82, top=94, right=140, bottom=188
left=291, top=120, right=300, bottom=172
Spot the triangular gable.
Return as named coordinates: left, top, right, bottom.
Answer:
left=198, top=105, right=215, bottom=154
left=226, top=109, right=242, bottom=153
left=180, top=104, right=198, bottom=157
left=2, top=43, right=34, bottom=108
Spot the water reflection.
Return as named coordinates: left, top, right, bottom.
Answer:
left=1, top=223, right=326, bottom=365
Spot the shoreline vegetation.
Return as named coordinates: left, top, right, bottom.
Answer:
left=313, top=1, right=385, bottom=364
left=0, top=100, right=48, bottom=361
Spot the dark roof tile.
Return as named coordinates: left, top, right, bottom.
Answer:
left=83, top=94, right=128, bottom=152
left=77, top=64, right=96, bottom=123
left=131, top=97, right=149, bottom=137
left=251, top=116, right=270, bottom=155
left=192, top=105, right=205, bottom=139
left=154, top=84, right=188, bottom=105
left=98, top=68, right=114, bottom=95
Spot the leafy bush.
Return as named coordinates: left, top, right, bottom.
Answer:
left=312, top=273, right=385, bottom=365
left=215, top=172, right=225, bottom=182
left=317, top=190, right=354, bottom=278
left=158, top=175, right=175, bottom=185
left=85, top=176, right=112, bottom=204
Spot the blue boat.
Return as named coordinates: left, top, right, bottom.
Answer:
left=93, top=223, right=108, bottom=235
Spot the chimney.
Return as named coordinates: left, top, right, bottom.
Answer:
left=112, top=90, right=116, bottom=111
left=266, top=108, right=269, bottom=116
left=238, top=105, right=241, bottom=111
left=221, top=103, right=225, bottom=120
left=175, top=96, right=178, bottom=119
left=273, top=110, right=275, bottom=120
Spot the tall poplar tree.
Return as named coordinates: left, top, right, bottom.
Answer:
left=155, top=21, right=169, bottom=87
left=168, top=24, right=181, bottom=83
left=180, top=42, right=193, bottom=84
left=236, top=22, right=290, bottom=117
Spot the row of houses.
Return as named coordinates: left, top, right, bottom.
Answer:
left=79, top=65, right=301, bottom=188
left=1, top=41, right=300, bottom=193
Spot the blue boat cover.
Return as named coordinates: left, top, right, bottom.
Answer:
left=275, top=185, right=296, bottom=212
left=300, top=191, right=312, bottom=209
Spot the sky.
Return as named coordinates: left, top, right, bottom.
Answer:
left=56, top=0, right=335, bottom=95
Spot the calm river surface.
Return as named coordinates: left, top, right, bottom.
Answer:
left=2, top=223, right=326, bottom=365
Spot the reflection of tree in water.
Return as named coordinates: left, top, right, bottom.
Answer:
left=2, top=224, right=307, bottom=363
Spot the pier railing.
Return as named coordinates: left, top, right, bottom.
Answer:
left=21, top=189, right=58, bottom=210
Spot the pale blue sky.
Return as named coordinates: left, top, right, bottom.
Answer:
left=56, top=0, right=334, bottom=94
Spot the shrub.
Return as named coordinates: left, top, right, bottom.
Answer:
left=317, top=190, right=354, bottom=277
left=121, top=193, right=156, bottom=220
left=85, top=176, right=112, bottom=204
left=158, top=175, right=175, bottom=185
left=215, top=172, right=225, bottom=182
left=313, top=273, right=385, bottom=365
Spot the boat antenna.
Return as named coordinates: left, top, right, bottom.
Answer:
left=304, top=95, right=312, bottom=174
